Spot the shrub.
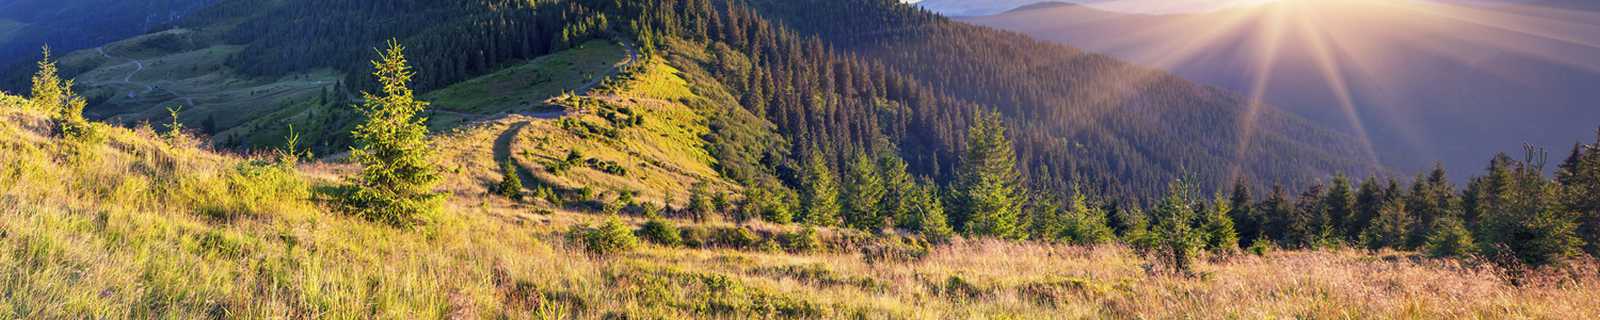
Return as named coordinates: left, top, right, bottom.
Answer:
left=860, top=235, right=931, bottom=263
left=577, top=217, right=639, bottom=256
left=712, top=227, right=762, bottom=249
left=778, top=226, right=824, bottom=253
left=680, top=227, right=711, bottom=248
left=1247, top=238, right=1274, bottom=257
left=636, top=218, right=681, bottom=246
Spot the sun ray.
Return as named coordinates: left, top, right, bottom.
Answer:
left=1295, top=2, right=1382, bottom=168
left=1227, top=1, right=1288, bottom=184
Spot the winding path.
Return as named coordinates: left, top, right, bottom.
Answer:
left=96, top=46, right=196, bottom=107
left=433, top=41, right=640, bottom=124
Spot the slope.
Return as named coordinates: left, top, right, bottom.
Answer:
left=3, top=88, right=1596, bottom=318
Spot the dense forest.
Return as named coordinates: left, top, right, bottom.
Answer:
left=0, top=0, right=216, bottom=68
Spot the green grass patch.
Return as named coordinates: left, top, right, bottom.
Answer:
left=424, top=40, right=626, bottom=115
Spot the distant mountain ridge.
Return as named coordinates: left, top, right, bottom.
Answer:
left=965, top=0, right=1600, bottom=178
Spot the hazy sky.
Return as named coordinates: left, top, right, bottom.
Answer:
left=906, top=0, right=1528, bottom=16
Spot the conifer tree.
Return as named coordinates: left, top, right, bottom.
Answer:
left=953, top=112, right=1026, bottom=240
left=801, top=147, right=841, bottom=226
left=844, top=150, right=886, bottom=230
left=1474, top=150, right=1585, bottom=267
left=1147, top=180, right=1205, bottom=274
left=1202, top=192, right=1241, bottom=254
left=28, top=46, right=94, bottom=141
left=496, top=162, right=524, bottom=201
left=344, top=41, right=445, bottom=227
left=1057, top=188, right=1115, bottom=245
left=1424, top=216, right=1475, bottom=258
left=907, top=179, right=955, bottom=243
left=1257, top=185, right=1293, bottom=245
left=879, top=152, right=916, bottom=230
left=1361, top=200, right=1411, bottom=251
left=1351, top=178, right=1384, bottom=242
left=1227, top=179, right=1257, bottom=246
left=1324, top=174, right=1356, bottom=245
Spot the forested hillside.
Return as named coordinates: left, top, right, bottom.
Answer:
left=0, top=0, right=215, bottom=68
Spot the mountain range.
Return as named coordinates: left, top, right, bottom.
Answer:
left=959, top=0, right=1600, bottom=178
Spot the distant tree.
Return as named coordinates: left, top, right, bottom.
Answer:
left=844, top=150, right=887, bottom=230
left=1227, top=179, right=1258, bottom=248
left=1350, top=178, right=1384, bottom=242
left=496, top=162, right=524, bottom=201
left=906, top=179, right=954, bottom=243
left=952, top=112, right=1026, bottom=240
left=1202, top=192, right=1241, bottom=254
left=1361, top=200, right=1411, bottom=251
left=1324, top=174, right=1356, bottom=245
left=1257, top=185, right=1294, bottom=245
left=1144, top=180, right=1205, bottom=274
left=687, top=182, right=716, bottom=222
left=801, top=147, right=841, bottom=227
left=343, top=41, right=445, bottom=227
left=1056, top=188, right=1116, bottom=246
left=879, top=152, right=916, bottom=230
left=1425, top=216, right=1475, bottom=258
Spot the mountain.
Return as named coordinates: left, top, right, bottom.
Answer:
left=0, top=0, right=216, bottom=68
left=18, top=0, right=1376, bottom=202
left=962, top=0, right=1600, bottom=178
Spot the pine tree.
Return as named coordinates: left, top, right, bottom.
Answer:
left=953, top=112, right=1026, bottom=240
left=1057, top=188, right=1115, bottom=245
left=1424, top=216, right=1475, bottom=258
left=1351, top=178, right=1383, bottom=242
left=344, top=41, right=445, bottom=227
left=879, top=152, right=916, bottom=230
left=1361, top=200, right=1411, bottom=251
left=1257, top=185, right=1294, bottom=245
left=28, top=46, right=63, bottom=113
left=907, top=179, right=955, bottom=243
left=1474, top=150, right=1585, bottom=267
left=844, top=150, right=886, bottom=230
left=496, top=162, right=524, bottom=201
left=801, top=148, right=841, bottom=226
left=1228, top=179, right=1257, bottom=248
left=1202, top=192, right=1241, bottom=254
left=1324, top=174, right=1356, bottom=245
left=1146, top=180, right=1205, bottom=274
left=28, top=46, right=94, bottom=141
left=1557, top=131, right=1600, bottom=257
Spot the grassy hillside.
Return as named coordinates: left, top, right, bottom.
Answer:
left=3, top=99, right=1598, bottom=318
left=4, top=43, right=1600, bottom=318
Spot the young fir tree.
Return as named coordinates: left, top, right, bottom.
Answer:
left=907, top=179, right=955, bottom=243
left=344, top=41, right=445, bottom=227
left=844, top=150, right=886, bottom=230
left=1227, top=179, right=1258, bottom=248
left=1474, top=150, right=1585, bottom=267
left=29, top=46, right=94, bottom=141
left=1146, top=180, right=1205, bottom=274
left=879, top=152, right=917, bottom=230
left=953, top=112, right=1026, bottom=240
left=1257, top=185, right=1294, bottom=245
left=1057, top=188, right=1116, bottom=245
left=1350, top=177, right=1384, bottom=242
left=496, top=161, right=524, bottom=201
left=1361, top=200, right=1411, bottom=251
left=1424, top=216, right=1475, bottom=258
left=1324, top=174, right=1356, bottom=245
left=687, top=182, right=716, bottom=222
left=1202, top=192, right=1241, bottom=254
left=801, top=147, right=841, bottom=227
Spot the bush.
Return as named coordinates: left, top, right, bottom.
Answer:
left=713, top=227, right=762, bottom=249
left=577, top=217, right=639, bottom=256
left=778, top=226, right=824, bottom=253
left=1247, top=238, right=1274, bottom=257
left=860, top=235, right=931, bottom=263
left=636, top=218, right=682, bottom=246
left=680, top=227, right=711, bottom=248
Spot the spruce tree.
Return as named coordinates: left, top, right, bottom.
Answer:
left=344, top=41, right=445, bottom=227
left=496, top=162, right=524, bottom=201
left=1147, top=180, right=1205, bottom=274
left=953, top=112, right=1026, bottom=240
left=28, top=46, right=94, bottom=141
left=1324, top=174, right=1356, bottom=245
left=1351, top=178, right=1383, bottom=242
left=1257, top=185, right=1293, bottom=245
left=1361, top=200, right=1411, bottom=251
left=1227, top=179, right=1257, bottom=248
left=1424, top=216, right=1475, bottom=258
left=1202, top=192, right=1241, bottom=254
left=879, top=152, right=916, bottom=230
left=907, top=179, right=955, bottom=243
left=1058, top=188, right=1115, bottom=245
left=844, top=150, right=886, bottom=230
left=1474, top=150, right=1585, bottom=267
left=801, top=148, right=841, bottom=226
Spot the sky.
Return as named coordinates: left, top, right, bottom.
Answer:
left=905, top=0, right=1532, bottom=16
